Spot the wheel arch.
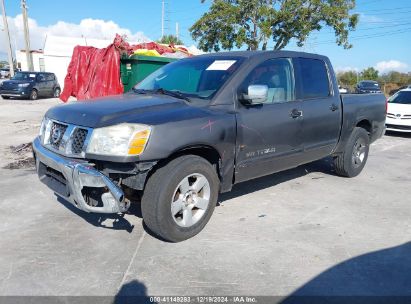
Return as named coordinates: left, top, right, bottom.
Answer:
left=146, top=145, right=223, bottom=188
left=166, top=144, right=222, bottom=176
left=356, top=119, right=372, bottom=135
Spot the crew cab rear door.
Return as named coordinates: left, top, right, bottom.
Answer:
left=293, top=57, right=342, bottom=162
left=235, top=58, right=304, bottom=183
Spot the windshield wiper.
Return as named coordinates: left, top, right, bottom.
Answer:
left=132, top=88, right=191, bottom=102
left=154, top=88, right=191, bottom=102
left=132, top=88, right=151, bottom=94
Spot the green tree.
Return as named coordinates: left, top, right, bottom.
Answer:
left=337, top=70, right=358, bottom=86
left=360, top=67, right=379, bottom=81
left=190, top=0, right=358, bottom=52
left=0, top=60, right=9, bottom=68
left=157, top=34, right=184, bottom=45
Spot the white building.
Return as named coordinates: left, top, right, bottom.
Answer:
left=16, top=35, right=112, bottom=89
left=16, top=50, right=44, bottom=72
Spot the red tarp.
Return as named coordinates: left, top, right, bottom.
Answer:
left=60, top=35, right=127, bottom=102
left=60, top=35, right=192, bottom=102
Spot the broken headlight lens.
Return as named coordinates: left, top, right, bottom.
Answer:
left=86, top=123, right=151, bottom=156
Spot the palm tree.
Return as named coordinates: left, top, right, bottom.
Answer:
left=157, top=35, right=184, bottom=45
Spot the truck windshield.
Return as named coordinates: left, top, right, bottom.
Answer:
left=12, top=72, right=36, bottom=81
left=134, top=57, right=244, bottom=101
left=389, top=91, right=411, bottom=104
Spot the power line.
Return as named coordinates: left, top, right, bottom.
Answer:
left=311, top=27, right=411, bottom=46
left=358, top=5, right=411, bottom=12
left=359, top=9, right=411, bottom=15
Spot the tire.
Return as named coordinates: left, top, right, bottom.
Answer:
left=141, top=155, right=219, bottom=242
left=53, top=88, right=61, bottom=98
left=334, top=127, right=370, bottom=177
left=1, top=96, right=10, bottom=99
left=29, top=89, right=38, bottom=100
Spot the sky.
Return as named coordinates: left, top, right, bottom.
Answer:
left=0, top=0, right=410, bottom=74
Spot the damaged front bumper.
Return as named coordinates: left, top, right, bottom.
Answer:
left=32, top=137, right=129, bottom=213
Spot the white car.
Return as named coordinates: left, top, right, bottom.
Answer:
left=0, top=68, right=10, bottom=78
left=338, top=85, right=348, bottom=94
left=386, top=88, right=411, bottom=132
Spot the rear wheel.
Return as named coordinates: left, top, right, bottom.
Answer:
left=1, top=96, right=10, bottom=99
left=334, top=127, right=370, bottom=177
left=141, top=155, right=219, bottom=242
left=53, top=88, right=61, bottom=98
left=29, top=89, right=38, bottom=100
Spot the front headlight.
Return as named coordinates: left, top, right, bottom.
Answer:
left=86, top=124, right=151, bottom=156
left=39, top=116, right=51, bottom=143
left=18, top=83, right=30, bottom=87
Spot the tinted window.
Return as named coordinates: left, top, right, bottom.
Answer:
left=136, top=57, right=244, bottom=100
left=46, top=74, right=55, bottom=81
left=11, top=72, right=36, bottom=80
left=241, top=58, right=295, bottom=103
left=389, top=91, right=411, bottom=104
left=297, top=58, right=330, bottom=99
left=360, top=81, right=380, bottom=89
left=37, top=73, right=47, bottom=81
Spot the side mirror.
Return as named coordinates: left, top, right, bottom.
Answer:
left=242, top=85, right=268, bottom=105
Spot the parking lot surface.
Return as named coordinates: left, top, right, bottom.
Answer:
left=0, top=96, right=411, bottom=298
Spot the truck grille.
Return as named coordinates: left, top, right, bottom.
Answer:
left=71, top=128, right=88, bottom=154
left=50, top=122, right=68, bottom=150
left=42, top=120, right=92, bottom=158
left=387, top=113, right=411, bottom=120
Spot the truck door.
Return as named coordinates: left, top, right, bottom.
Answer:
left=235, top=58, right=304, bottom=183
left=293, top=58, right=342, bottom=162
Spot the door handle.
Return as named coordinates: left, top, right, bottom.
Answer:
left=330, top=104, right=339, bottom=111
left=290, top=109, right=303, bottom=119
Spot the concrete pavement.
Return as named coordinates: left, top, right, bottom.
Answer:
left=0, top=96, right=411, bottom=298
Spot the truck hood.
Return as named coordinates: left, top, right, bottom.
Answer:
left=45, top=93, right=212, bottom=128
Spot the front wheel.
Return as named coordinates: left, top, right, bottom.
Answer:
left=29, top=89, right=38, bottom=100
left=141, top=155, right=219, bottom=242
left=334, top=127, right=370, bottom=177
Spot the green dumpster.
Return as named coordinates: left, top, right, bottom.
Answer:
left=120, top=55, right=177, bottom=92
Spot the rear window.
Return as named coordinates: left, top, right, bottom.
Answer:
left=296, top=58, right=330, bottom=99
left=389, top=91, right=411, bottom=104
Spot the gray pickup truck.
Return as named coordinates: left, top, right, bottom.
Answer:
left=33, top=51, right=386, bottom=242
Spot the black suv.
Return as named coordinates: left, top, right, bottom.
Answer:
left=0, top=72, right=61, bottom=100
left=355, top=80, right=382, bottom=94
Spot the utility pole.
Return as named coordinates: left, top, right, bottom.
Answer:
left=176, top=22, right=179, bottom=41
left=21, top=0, right=33, bottom=71
left=1, top=0, right=15, bottom=76
left=161, top=0, right=165, bottom=39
